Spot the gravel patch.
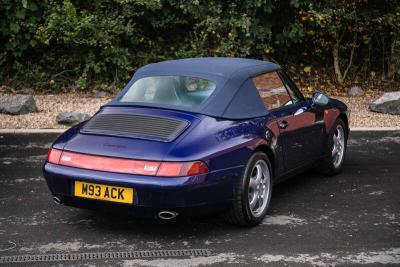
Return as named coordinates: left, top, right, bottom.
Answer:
left=336, top=96, right=400, bottom=127
left=0, top=94, right=109, bottom=129
left=0, top=94, right=399, bottom=129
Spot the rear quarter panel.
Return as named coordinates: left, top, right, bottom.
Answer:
left=165, top=115, right=276, bottom=172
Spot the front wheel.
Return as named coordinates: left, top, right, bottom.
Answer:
left=318, top=118, right=348, bottom=175
left=224, top=152, right=272, bottom=226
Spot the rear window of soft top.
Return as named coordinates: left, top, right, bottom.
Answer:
left=119, top=76, right=217, bottom=108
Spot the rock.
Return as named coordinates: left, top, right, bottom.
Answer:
left=369, top=91, right=400, bottom=115
left=347, top=86, right=364, bottom=96
left=0, top=94, right=38, bottom=115
left=56, top=112, right=90, bottom=125
left=92, top=90, right=108, bottom=98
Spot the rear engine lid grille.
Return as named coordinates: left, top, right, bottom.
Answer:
left=81, top=113, right=189, bottom=142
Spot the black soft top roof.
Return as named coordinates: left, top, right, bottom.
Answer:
left=109, top=57, right=280, bottom=119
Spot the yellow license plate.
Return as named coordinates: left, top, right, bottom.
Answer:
left=74, top=181, right=134, bottom=204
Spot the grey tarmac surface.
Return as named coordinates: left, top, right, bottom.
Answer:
left=0, top=131, right=399, bottom=266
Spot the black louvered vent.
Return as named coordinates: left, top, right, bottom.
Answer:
left=81, top=114, right=189, bottom=141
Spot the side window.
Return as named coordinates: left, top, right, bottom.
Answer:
left=252, top=71, right=292, bottom=110
left=278, top=73, right=302, bottom=105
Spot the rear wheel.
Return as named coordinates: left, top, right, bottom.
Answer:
left=224, top=152, right=272, bottom=226
left=318, top=118, right=348, bottom=175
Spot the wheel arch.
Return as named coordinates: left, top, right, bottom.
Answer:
left=254, top=144, right=276, bottom=177
left=338, top=113, right=350, bottom=138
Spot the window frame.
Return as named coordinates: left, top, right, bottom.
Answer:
left=251, top=70, right=304, bottom=112
left=277, top=70, right=306, bottom=103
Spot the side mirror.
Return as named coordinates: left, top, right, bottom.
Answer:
left=312, top=92, right=329, bottom=106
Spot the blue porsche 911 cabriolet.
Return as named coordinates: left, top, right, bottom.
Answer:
left=43, top=58, right=349, bottom=226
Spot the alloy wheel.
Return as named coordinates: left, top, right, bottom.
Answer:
left=332, top=124, right=345, bottom=168
left=248, top=160, right=271, bottom=217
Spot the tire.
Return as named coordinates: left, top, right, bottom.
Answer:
left=224, top=152, right=272, bottom=226
left=318, top=118, right=348, bottom=175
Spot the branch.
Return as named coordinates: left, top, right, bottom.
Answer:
left=51, top=69, right=73, bottom=78
left=342, top=33, right=357, bottom=82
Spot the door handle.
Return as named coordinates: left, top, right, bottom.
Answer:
left=278, top=121, right=289, bottom=129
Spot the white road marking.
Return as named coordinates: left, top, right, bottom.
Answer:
left=262, top=215, right=307, bottom=226
left=369, top=190, right=384, bottom=196
left=123, top=253, right=240, bottom=267
left=350, top=127, right=400, bottom=131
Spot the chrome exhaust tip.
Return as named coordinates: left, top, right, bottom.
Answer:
left=53, top=195, right=62, bottom=205
left=158, top=211, right=179, bottom=220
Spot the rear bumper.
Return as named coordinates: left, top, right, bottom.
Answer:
left=43, top=163, right=243, bottom=218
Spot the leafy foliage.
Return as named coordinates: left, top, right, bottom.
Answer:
left=0, top=0, right=399, bottom=91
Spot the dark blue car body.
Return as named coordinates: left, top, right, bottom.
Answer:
left=43, top=58, right=349, bottom=219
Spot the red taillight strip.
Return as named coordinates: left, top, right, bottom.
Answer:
left=47, top=147, right=62, bottom=164
left=59, top=151, right=160, bottom=176
left=157, top=161, right=209, bottom=177
left=46, top=148, right=208, bottom=177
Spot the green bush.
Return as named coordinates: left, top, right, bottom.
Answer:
left=0, top=0, right=399, bottom=91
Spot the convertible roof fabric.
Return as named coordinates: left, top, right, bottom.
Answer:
left=109, top=57, right=280, bottom=119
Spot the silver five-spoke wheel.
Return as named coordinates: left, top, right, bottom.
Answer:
left=332, top=124, right=345, bottom=168
left=248, top=160, right=271, bottom=217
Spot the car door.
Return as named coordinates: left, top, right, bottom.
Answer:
left=252, top=71, right=324, bottom=172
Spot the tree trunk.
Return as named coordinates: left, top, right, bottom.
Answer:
left=332, top=35, right=356, bottom=85
left=333, top=40, right=344, bottom=84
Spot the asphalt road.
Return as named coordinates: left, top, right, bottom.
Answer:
left=0, top=131, right=399, bottom=266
